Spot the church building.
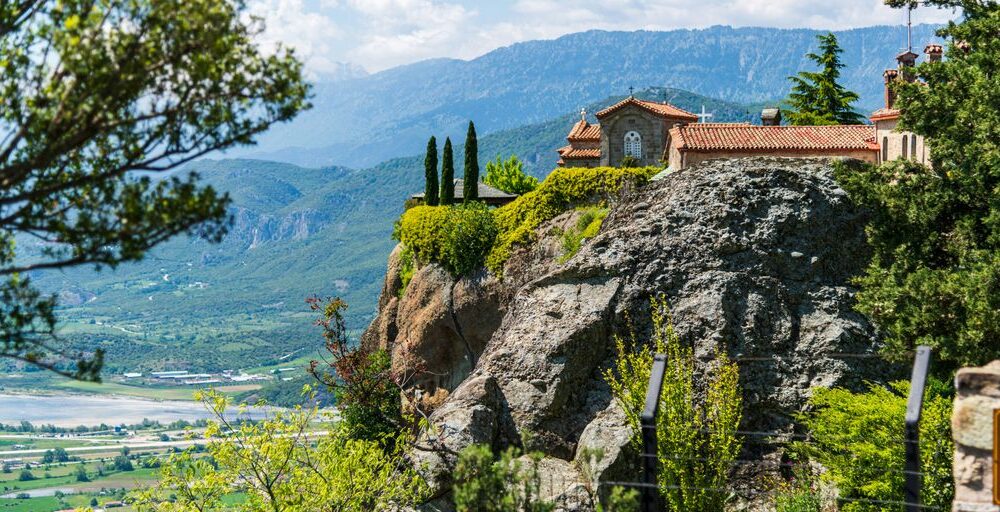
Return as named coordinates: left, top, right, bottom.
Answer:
left=557, top=44, right=941, bottom=170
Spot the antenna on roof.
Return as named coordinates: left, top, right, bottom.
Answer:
left=697, top=105, right=713, bottom=124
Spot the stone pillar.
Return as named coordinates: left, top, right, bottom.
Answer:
left=953, top=361, right=1000, bottom=511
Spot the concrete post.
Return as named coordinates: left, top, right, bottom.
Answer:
left=953, top=361, right=1000, bottom=511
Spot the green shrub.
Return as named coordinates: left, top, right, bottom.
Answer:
left=773, top=473, right=822, bottom=512
left=397, top=202, right=498, bottom=276
left=605, top=296, right=742, bottom=512
left=397, top=246, right=415, bottom=299
left=558, top=207, right=608, bottom=263
left=484, top=155, right=538, bottom=195
left=453, top=444, right=555, bottom=512
left=488, top=166, right=658, bottom=274
left=796, top=380, right=953, bottom=512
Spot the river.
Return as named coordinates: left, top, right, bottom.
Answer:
left=0, top=393, right=271, bottom=427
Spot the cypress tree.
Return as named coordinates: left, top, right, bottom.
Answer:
left=423, top=136, right=439, bottom=206
left=463, top=121, right=479, bottom=202
left=785, top=33, right=864, bottom=126
left=440, top=137, right=455, bottom=205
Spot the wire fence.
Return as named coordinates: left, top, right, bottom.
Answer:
left=592, top=346, right=937, bottom=512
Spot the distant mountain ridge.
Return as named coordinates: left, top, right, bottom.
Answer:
left=244, top=24, right=942, bottom=169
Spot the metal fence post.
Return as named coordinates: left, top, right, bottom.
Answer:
left=640, top=354, right=667, bottom=512
left=904, top=345, right=931, bottom=512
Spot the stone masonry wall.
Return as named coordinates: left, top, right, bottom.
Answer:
left=953, top=361, right=1000, bottom=511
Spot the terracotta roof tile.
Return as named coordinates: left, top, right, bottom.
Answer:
left=671, top=124, right=878, bottom=152
left=567, top=120, right=601, bottom=141
left=596, top=97, right=699, bottom=122
left=869, top=108, right=901, bottom=121
left=560, top=147, right=601, bottom=159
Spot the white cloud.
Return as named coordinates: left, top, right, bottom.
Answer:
left=246, top=0, right=961, bottom=74
left=246, top=0, right=346, bottom=78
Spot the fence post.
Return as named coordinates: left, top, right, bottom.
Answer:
left=640, top=354, right=667, bottom=512
left=904, top=345, right=931, bottom=512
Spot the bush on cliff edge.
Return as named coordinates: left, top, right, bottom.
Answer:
left=396, top=202, right=498, bottom=276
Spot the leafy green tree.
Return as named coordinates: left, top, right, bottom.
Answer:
left=453, top=444, right=555, bottom=512
left=74, top=465, right=89, bottom=482
left=0, top=0, right=309, bottom=379
left=441, top=137, right=455, bottom=205
left=17, top=469, right=34, bottom=481
left=785, top=33, right=863, bottom=125
left=796, top=380, right=953, bottom=511
left=837, top=1, right=1000, bottom=368
left=113, top=455, right=134, bottom=472
left=464, top=121, right=480, bottom=202
left=131, top=390, right=428, bottom=512
left=483, top=155, right=538, bottom=195
left=307, top=297, right=404, bottom=442
left=424, top=136, right=439, bottom=206
left=605, top=296, right=742, bottom=512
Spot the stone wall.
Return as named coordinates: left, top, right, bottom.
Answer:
left=599, top=104, right=667, bottom=167
left=953, top=361, right=1000, bottom=512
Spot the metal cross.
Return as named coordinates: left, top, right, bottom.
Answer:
left=697, top=105, right=713, bottom=124
left=628, top=86, right=634, bottom=97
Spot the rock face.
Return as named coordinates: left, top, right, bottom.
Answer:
left=366, top=158, right=884, bottom=508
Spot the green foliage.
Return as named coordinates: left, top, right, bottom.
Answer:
left=0, top=0, right=309, bottom=378
left=619, top=155, right=640, bottom=169
left=484, top=155, right=539, bottom=195
left=397, top=203, right=498, bottom=276
left=113, top=455, right=134, bottom=472
left=74, top=465, right=89, bottom=482
left=453, top=444, right=555, bottom=512
left=397, top=246, right=416, bottom=299
left=835, top=2, right=1000, bottom=369
left=464, top=122, right=480, bottom=202
left=306, top=298, right=402, bottom=442
left=424, top=136, right=440, bottom=206
left=558, top=207, right=608, bottom=263
left=772, top=472, right=822, bottom=512
left=441, top=137, right=456, bottom=205
left=17, top=469, right=34, bottom=481
left=605, top=296, right=742, bottom=512
left=795, top=380, right=953, bottom=512
left=785, top=33, right=863, bottom=125
left=132, top=390, right=428, bottom=512
left=489, top=166, right=659, bottom=274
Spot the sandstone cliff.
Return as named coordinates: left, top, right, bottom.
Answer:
left=363, top=158, right=885, bottom=509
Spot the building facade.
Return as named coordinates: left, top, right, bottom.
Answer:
left=557, top=44, right=943, bottom=171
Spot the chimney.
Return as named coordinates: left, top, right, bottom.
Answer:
left=896, top=50, right=919, bottom=82
left=883, top=69, right=899, bottom=108
left=924, top=43, right=943, bottom=63
left=761, top=108, right=781, bottom=126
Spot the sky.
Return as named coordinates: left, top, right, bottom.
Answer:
left=246, top=0, right=959, bottom=78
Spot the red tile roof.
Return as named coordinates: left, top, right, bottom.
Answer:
left=671, top=124, right=878, bottom=152
left=869, top=108, right=901, bottom=121
left=596, top=97, right=699, bottom=122
left=558, top=146, right=601, bottom=159
left=567, top=120, right=601, bottom=141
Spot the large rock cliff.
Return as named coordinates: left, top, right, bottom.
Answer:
left=363, top=158, right=885, bottom=508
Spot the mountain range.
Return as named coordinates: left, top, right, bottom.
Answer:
left=240, top=24, right=941, bottom=169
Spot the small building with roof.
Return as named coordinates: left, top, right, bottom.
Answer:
left=558, top=96, right=699, bottom=168
left=870, top=44, right=940, bottom=166
left=410, top=179, right=518, bottom=207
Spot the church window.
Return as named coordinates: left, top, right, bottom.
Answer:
left=911, top=135, right=917, bottom=160
left=902, top=135, right=909, bottom=159
left=624, top=131, right=642, bottom=159
left=882, top=137, right=888, bottom=162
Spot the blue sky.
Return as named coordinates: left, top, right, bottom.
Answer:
left=247, top=0, right=958, bottom=77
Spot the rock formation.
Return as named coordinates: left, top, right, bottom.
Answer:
left=364, top=158, right=885, bottom=509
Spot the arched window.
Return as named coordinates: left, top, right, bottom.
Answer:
left=624, top=131, right=642, bottom=159
left=911, top=135, right=917, bottom=160
left=902, top=135, right=909, bottom=159
left=882, top=137, right=888, bottom=162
